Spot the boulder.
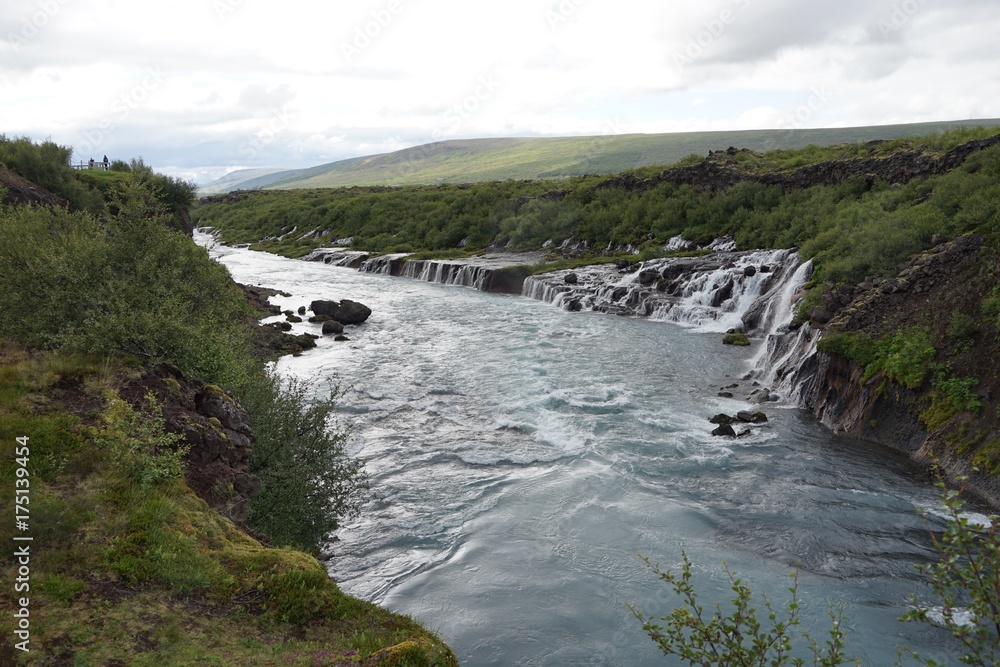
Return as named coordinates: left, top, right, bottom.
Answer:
left=297, top=305, right=306, bottom=315
left=322, top=320, right=345, bottom=335
left=743, top=265, right=757, bottom=277
left=638, top=269, right=659, bottom=285
left=709, top=413, right=736, bottom=425
left=711, top=424, right=737, bottom=437
left=722, top=332, right=750, bottom=346
left=286, top=315, right=302, bottom=323
left=747, top=388, right=771, bottom=405
left=737, top=429, right=752, bottom=438
left=334, top=334, right=349, bottom=341
left=718, top=392, right=734, bottom=398
left=710, top=278, right=735, bottom=307
left=737, top=410, right=768, bottom=423
left=564, top=272, right=579, bottom=285
left=311, top=299, right=372, bottom=325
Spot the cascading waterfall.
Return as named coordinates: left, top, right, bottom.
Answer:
left=746, top=259, right=824, bottom=404
left=360, top=254, right=407, bottom=276
left=522, top=247, right=823, bottom=405
left=521, top=249, right=805, bottom=333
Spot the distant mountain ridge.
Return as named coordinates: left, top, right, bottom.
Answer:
left=202, top=118, right=1000, bottom=193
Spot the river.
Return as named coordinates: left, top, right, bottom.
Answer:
left=203, top=235, right=968, bottom=666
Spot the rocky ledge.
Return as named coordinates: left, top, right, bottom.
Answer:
left=797, top=234, right=1000, bottom=506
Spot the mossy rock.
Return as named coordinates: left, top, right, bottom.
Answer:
left=722, top=332, right=751, bottom=346
left=368, top=638, right=459, bottom=667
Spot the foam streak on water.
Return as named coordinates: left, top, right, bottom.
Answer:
left=204, top=237, right=967, bottom=666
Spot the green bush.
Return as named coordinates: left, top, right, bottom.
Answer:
left=96, top=394, right=188, bottom=488
left=239, top=372, right=370, bottom=551
left=900, top=480, right=1000, bottom=666
left=722, top=332, right=751, bottom=346
left=871, top=328, right=936, bottom=389
left=630, top=552, right=855, bottom=666
left=922, top=374, right=982, bottom=431
left=0, top=183, right=257, bottom=385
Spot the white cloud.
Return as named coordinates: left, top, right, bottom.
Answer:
left=1, top=0, right=997, bottom=182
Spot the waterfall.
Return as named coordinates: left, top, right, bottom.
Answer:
left=522, top=248, right=824, bottom=407
left=360, top=254, right=408, bottom=276
left=301, top=248, right=370, bottom=268
left=521, top=249, right=805, bottom=333
left=746, top=259, right=822, bottom=404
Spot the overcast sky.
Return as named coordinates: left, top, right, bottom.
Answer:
left=3, top=0, right=999, bottom=184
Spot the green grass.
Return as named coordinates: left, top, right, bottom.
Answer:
left=210, top=119, right=1000, bottom=191
left=0, top=343, right=457, bottom=666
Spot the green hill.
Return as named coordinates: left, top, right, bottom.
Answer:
left=220, top=119, right=1000, bottom=191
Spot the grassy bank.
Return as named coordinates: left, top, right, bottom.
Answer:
left=0, top=139, right=457, bottom=665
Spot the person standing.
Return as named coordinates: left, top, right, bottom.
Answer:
left=103, top=155, right=110, bottom=170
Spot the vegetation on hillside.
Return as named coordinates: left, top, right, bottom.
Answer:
left=197, top=126, right=1000, bottom=288
left=208, top=118, right=1000, bottom=191
left=0, top=134, right=196, bottom=231
left=0, top=139, right=455, bottom=665
left=0, top=344, right=454, bottom=665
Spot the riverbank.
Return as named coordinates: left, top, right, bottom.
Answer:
left=0, top=148, right=458, bottom=665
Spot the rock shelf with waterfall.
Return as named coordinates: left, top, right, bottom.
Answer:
left=521, top=248, right=810, bottom=335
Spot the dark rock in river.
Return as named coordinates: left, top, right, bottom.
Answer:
left=710, top=413, right=736, bottom=425
left=564, top=272, right=579, bottom=284
left=311, top=299, right=372, bottom=325
left=737, top=410, right=768, bottom=423
left=297, top=305, right=306, bottom=315
left=638, top=269, right=660, bottom=285
left=322, top=320, right=345, bottom=335
left=711, top=424, right=737, bottom=437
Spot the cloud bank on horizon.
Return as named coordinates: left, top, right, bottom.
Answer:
left=2, top=0, right=998, bottom=183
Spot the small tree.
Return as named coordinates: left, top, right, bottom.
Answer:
left=240, top=372, right=370, bottom=552
left=629, top=552, right=856, bottom=667
left=900, top=479, right=1000, bottom=667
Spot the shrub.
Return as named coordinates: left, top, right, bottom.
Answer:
left=900, top=480, right=1000, bottom=666
left=97, top=394, right=188, bottom=488
left=240, top=372, right=370, bottom=551
left=629, top=552, right=855, bottom=666
left=921, top=374, right=982, bottom=431
left=0, top=184, right=257, bottom=385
